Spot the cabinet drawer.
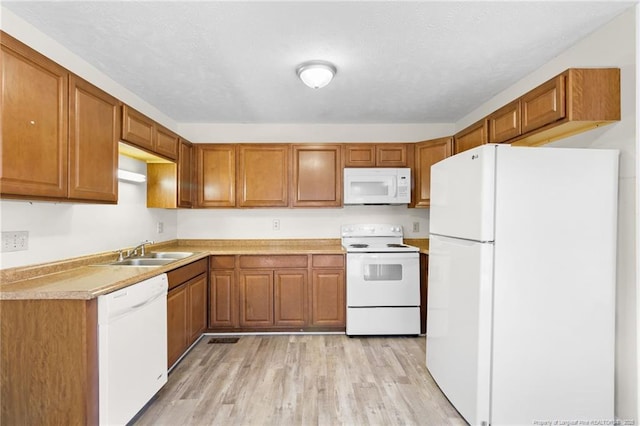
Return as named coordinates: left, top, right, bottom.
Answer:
left=167, top=258, right=208, bottom=290
left=210, top=255, right=236, bottom=269
left=312, top=255, right=344, bottom=268
left=239, top=255, right=308, bottom=269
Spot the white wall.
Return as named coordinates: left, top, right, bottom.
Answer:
left=456, top=8, right=638, bottom=421
left=0, top=156, right=177, bottom=269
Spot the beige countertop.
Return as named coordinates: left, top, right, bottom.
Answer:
left=0, top=238, right=428, bottom=301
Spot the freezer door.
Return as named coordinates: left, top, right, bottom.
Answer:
left=429, top=144, right=497, bottom=241
left=426, top=234, right=493, bottom=426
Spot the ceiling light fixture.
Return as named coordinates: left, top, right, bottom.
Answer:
left=296, top=60, right=337, bottom=89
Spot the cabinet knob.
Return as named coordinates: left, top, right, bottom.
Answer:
left=29, top=120, right=35, bottom=125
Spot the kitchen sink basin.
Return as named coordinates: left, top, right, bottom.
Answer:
left=92, top=251, right=195, bottom=267
left=106, top=258, right=177, bottom=266
left=140, top=252, right=194, bottom=259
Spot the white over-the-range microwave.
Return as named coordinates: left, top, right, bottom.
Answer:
left=343, top=168, right=411, bottom=205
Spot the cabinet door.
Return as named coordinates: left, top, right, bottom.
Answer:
left=155, top=124, right=179, bottom=161
left=188, top=273, right=207, bottom=344
left=1, top=32, right=68, bottom=198
left=196, top=144, right=236, bottom=207
left=274, top=270, right=307, bottom=327
left=376, top=143, right=408, bottom=167
left=344, top=144, right=376, bottom=167
left=209, top=269, right=237, bottom=329
left=239, top=271, right=273, bottom=327
left=121, top=104, right=154, bottom=152
left=238, top=144, right=289, bottom=207
left=413, top=137, right=453, bottom=208
left=310, top=269, right=345, bottom=327
left=454, top=119, right=487, bottom=155
left=178, top=139, right=193, bottom=208
left=167, top=285, right=188, bottom=368
left=292, top=144, right=342, bottom=207
left=68, top=75, right=119, bottom=202
left=488, top=99, right=521, bottom=143
left=521, top=74, right=566, bottom=134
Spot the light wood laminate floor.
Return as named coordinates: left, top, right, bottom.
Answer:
left=134, top=334, right=465, bottom=426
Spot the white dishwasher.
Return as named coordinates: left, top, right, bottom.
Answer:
left=98, top=273, right=168, bottom=426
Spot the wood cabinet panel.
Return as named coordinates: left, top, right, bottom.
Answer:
left=167, top=284, right=188, bottom=368
left=239, top=255, right=308, bottom=269
left=344, top=144, right=376, bottom=167
left=1, top=299, right=98, bottom=425
left=239, top=271, right=274, bottom=327
left=312, top=254, right=344, bottom=268
left=196, top=144, right=236, bottom=207
left=121, top=104, right=154, bottom=151
left=454, top=119, right=487, bottom=154
left=238, top=144, right=289, bottom=207
left=209, top=269, right=237, bottom=329
left=155, top=124, right=179, bottom=161
left=274, top=270, right=307, bottom=327
left=310, top=269, right=345, bottom=327
left=292, top=144, right=342, bottom=207
left=488, top=99, right=521, bottom=143
left=188, top=274, right=207, bottom=342
left=167, top=258, right=208, bottom=291
left=413, top=137, right=453, bottom=208
left=376, top=144, right=408, bottom=167
left=178, top=139, right=194, bottom=208
left=1, top=32, right=68, bottom=198
left=344, top=143, right=409, bottom=167
left=68, top=75, right=119, bottom=202
left=521, top=74, right=566, bottom=134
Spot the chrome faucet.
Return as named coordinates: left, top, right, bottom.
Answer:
left=131, top=240, right=154, bottom=257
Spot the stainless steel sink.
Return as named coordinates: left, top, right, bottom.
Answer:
left=140, top=252, right=194, bottom=259
left=92, top=251, right=195, bottom=267
left=106, top=258, right=177, bottom=266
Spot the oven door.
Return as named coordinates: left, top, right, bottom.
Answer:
left=346, top=252, right=420, bottom=306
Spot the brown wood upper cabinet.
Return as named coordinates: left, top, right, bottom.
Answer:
left=454, top=119, right=488, bottom=154
left=195, top=144, right=236, bottom=207
left=237, top=144, right=289, bottom=207
left=412, top=137, right=453, bottom=208
left=121, top=104, right=179, bottom=161
left=292, top=144, right=342, bottom=207
left=1, top=32, right=119, bottom=203
left=177, top=139, right=194, bottom=208
left=488, top=68, right=620, bottom=146
left=344, top=143, right=409, bottom=167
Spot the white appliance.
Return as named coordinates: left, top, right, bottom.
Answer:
left=426, top=144, right=618, bottom=425
left=343, top=168, right=411, bottom=204
left=98, top=274, right=168, bottom=425
left=342, top=224, right=420, bottom=335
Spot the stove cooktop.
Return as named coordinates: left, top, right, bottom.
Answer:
left=341, top=224, right=419, bottom=253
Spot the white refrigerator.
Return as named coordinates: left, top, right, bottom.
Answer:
left=426, top=144, right=618, bottom=426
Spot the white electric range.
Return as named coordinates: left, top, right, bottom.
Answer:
left=341, top=224, right=421, bottom=336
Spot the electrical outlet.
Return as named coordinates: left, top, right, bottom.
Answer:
left=2, top=231, right=29, bottom=252
left=412, top=222, right=420, bottom=232
left=273, top=219, right=280, bottom=231
left=157, top=222, right=164, bottom=234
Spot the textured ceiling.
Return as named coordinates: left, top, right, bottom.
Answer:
left=2, top=1, right=635, bottom=124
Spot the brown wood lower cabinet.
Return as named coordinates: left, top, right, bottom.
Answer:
left=209, top=254, right=345, bottom=332
left=167, top=258, right=208, bottom=368
left=0, top=298, right=98, bottom=425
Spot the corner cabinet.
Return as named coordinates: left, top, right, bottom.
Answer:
left=1, top=32, right=118, bottom=203
left=292, top=144, right=342, bottom=207
left=121, top=105, right=178, bottom=161
left=412, top=137, right=453, bottom=208
left=177, top=139, right=194, bottom=208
